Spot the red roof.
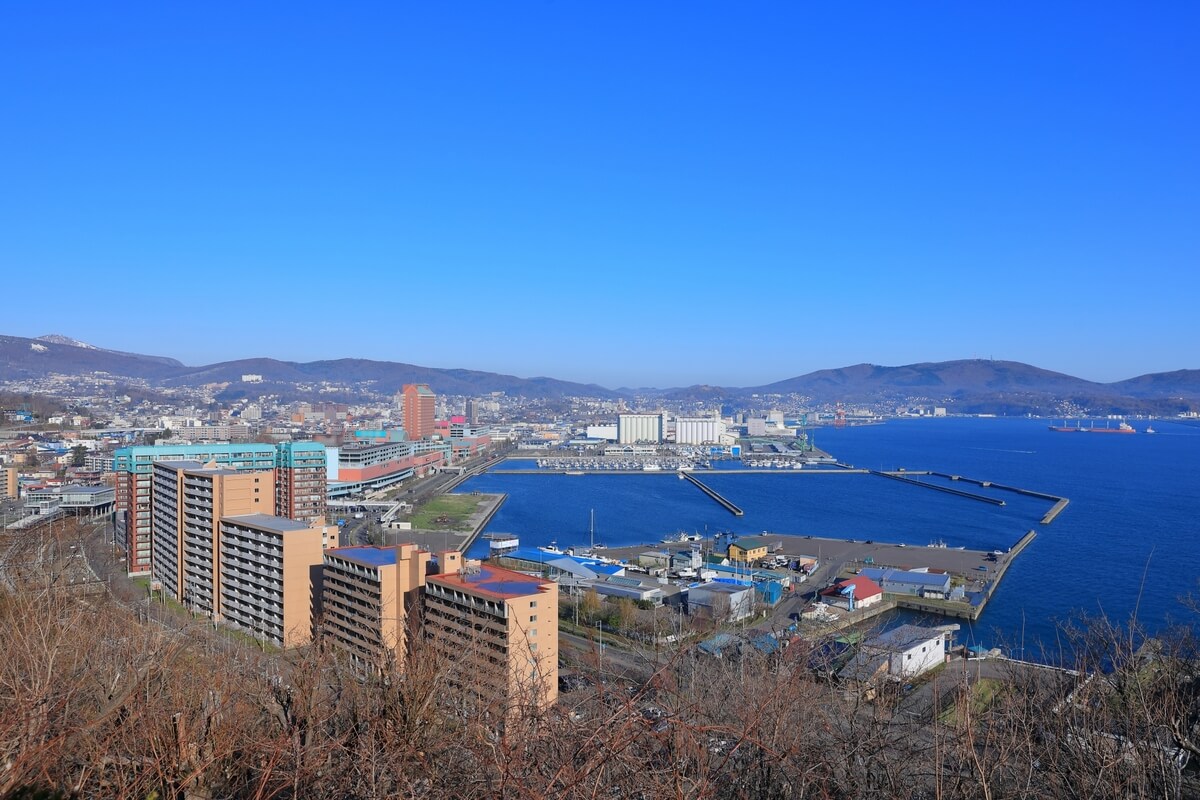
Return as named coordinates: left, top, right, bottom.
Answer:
left=820, top=575, right=883, bottom=601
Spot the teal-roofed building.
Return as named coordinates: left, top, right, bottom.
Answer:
left=114, top=442, right=328, bottom=575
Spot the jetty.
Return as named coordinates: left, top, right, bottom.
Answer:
left=925, top=472, right=1069, bottom=524
left=680, top=473, right=744, bottom=516
left=870, top=470, right=1006, bottom=506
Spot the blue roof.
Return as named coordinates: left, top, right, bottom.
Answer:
left=328, top=546, right=399, bottom=567
left=751, top=633, right=780, bottom=654
left=591, top=564, right=625, bottom=576
left=698, top=633, right=739, bottom=655
left=462, top=564, right=546, bottom=597
left=860, top=567, right=952, bottom=588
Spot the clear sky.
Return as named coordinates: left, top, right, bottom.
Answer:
left=1, top=3, right=1196, bottom=389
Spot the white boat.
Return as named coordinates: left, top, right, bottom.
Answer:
left=1146, top=425, right=1156, bottom=434
left=643, top=463, right=663, bottom=471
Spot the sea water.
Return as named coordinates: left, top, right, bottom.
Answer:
left=458, top=417, right=1200, bottom=655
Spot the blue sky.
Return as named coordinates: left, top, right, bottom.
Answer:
left=1, top=3, right=1196, bottom=389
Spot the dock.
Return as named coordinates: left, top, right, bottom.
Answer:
left=870, top=470, right=1006, bottom=506
left=1040, top=498, right=1070, bottom=524
left=925, top=472, right=1069, bottom=524
left=680, top=473, right=744, bottom=516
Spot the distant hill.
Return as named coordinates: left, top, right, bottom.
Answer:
left=752, top=360, right=1113, bottom=401
left=1, top=335, right=1198, bottom=412
left=162, top=356, right=616, bottom=398
left=0, top=334, right=186, bottom=381
left=0, top=334, right=614, bottom=399
left=36, top=334, right=185, bottom=368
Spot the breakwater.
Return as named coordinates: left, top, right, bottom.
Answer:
left=925, top=472, right=1069, bottom=525
left=871, top=470, right=1006, bottom=506
left=680, top=473, right=744, bottom=516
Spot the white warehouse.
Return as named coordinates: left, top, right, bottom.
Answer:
left=617, top=413, right=663, bottom=444
left=675, top=416, right=725, bottom=445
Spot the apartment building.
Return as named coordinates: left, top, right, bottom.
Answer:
left=115, top=442, right=327, bottom=575
left=219, top=514, right=325, bottom=648
left=423, top=557, right=559, bottom=713
left=402, top=383, right=436, bottom=441
left=321, top=543, right=431, bottom=670
left=275, top=441, right=328, bottom=523
left=2, top=466, right=17, bottom=500
left=150, top=461, right=273, bottom=617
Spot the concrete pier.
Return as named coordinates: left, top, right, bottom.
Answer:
left=926, top=472, right=1068, bottom=525
left=680, top=473, right=744, bottom=516
left=871, top=470, right=1006, bottom=506
left=1040, top=498, right=1070, bottom=524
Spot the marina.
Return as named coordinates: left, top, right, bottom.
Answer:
left=453, top=417, right=1176, bottom=650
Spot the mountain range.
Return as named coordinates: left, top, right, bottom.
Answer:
left=2, top=333, right=1198, bottom=415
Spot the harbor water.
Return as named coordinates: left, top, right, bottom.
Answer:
left=457, top=417, right=1200, bottom=656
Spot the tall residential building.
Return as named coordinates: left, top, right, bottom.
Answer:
left=2, top=466, right=17, bottom=500
left=275, top=441, right=328, bottom=523
left=150, top=461, right=273, bottom=618
left=114, top=442, right=327, bottom=575
left=321, top=543, right=431, bottom=670
left=617, top=413, right=663, bottom=445
left=465, top=398, right=478, bottom=425
left=402, top=384, right=436, bottom=441
left=423, top=558, right=559, bottom=713
left=219, top=514, right=325, bottom=648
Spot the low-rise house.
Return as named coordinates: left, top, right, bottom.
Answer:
left=727, top=536, right=777, bottom=563
left=839, top=624, right=955, bottom=683
left=820, top=576, right=884, bottom=610
left=688, top=581, right=756, bottom=621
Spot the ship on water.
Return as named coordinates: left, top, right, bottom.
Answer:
left=1048, top=419, right=1135, bottom=434
left=1089, top=421, right=1136, bottom=434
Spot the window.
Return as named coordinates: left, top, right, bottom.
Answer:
left=529, top=600, right=537, bottom=608
left=529, top=630, right=537, bottom=638
left=530, top=615, right=537, bottom=623
left=906, top=654, right=912, bottom=660
left=529, top=643, right=537, bottom=651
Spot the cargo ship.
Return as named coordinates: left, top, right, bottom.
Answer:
left=1048, top=420, right=1136, bottom=434
left=1088, top=421, right=1136, bottom=434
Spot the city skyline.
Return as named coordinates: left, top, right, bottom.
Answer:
left=2, top=4, right=1196, bottom=387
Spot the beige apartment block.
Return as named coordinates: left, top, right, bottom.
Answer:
left=150, top=461, right=273, bottom=616
left=2, top=466, right=17, bottom=500
left=219, top=514, right=325, bottom=648
left=321, top=543, right=431, bottom=670
left=423, top=555, right=559, bottom=714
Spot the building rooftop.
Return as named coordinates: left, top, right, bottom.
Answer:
left=821, top=575, right=884, bottom=600
left=429, top=563, right=552, bottom=600
left=154, top=459, right=206, bottom=471
left=868, top=624, right=948, bottom=652
left=859, top=567, right=952, bottom=588
left=326, top=545, right=415, bottom=568
left=691, top=581, right=750, bottom=595
left=222, top=513, right=315, bottom=533
left=730, top=536, right=774, bottom=551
